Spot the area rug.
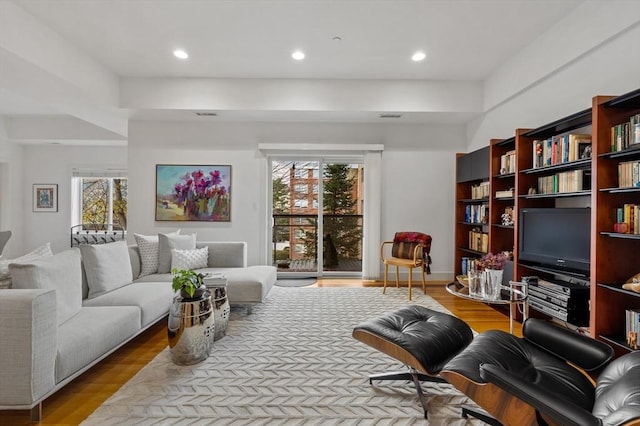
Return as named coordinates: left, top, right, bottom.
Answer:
left=274, top=277, right=317, bottom=287
left=82, top=287, right=485, bottom=425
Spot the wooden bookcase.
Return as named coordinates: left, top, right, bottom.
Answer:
left=488, top=137, right=516, bottom=272
left=454, top=148, right=490, bottom=276
left=591, top=89, right=640, bottom=356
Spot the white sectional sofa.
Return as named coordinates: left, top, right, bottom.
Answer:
left=0, top=240, right=275, bottom=420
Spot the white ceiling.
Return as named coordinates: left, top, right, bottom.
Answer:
left=0, top=0, right=586, bottom=141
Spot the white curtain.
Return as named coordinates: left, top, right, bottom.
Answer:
left=363, top=150, right=382, bottom=280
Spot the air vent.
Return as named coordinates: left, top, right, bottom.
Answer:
left=379, top=113, right=402, bottom=119
left=194, top=112, right=218, bottom=117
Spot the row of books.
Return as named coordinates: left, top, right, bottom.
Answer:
left=537, top=170, right=591, bottom=194
left=611, top=114, right=640, bottom=152
left=471, top=181, right=490, bottom=199
left=460, top=257, right=479, bottom=275
left=464, top=204, right=488, bottom=224
left=625, top=308, right=640, bottom=350
left=532, top=133, right=592, bottom=169
left=618, top=160, right=640, bottom=188
left=499, top=150, right=516, bottom=175
left=616, top=204, right=639, bottom=235
left=468, top=229, right=488, bottom=253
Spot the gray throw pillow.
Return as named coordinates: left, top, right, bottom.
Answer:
left=158, top=233, right=196, bottom=273
left=133, top=230, right=180, bottom=277
left=10, top=248, right=82, bottom=325
left=80, top=241, right=133, bottom=299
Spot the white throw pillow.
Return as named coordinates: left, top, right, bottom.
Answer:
left=171, top=246, right=209, bottom=271
left=0, top=242, right=53, bottom=288
left=158, top=232, right=196, bottom=273
left=10, top=248, right=82, bottom=324
left=133, top=230, right=180, bottom=277
left=80, top=241, right=133, bottom=299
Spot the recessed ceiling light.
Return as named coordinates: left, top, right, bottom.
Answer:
left=173, top=49, right=189, bottom=59
left=411, top=51, right=426, bottom=62
left=291, top=50, right=305, bottom=60
left=379, top=113, right=403, bottom=119
left=332, top=36, right=342, bottom=42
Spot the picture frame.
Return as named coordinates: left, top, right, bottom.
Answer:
left=155, top=164, right=231, bottom=222
left=33, top=184, right=58, bottom=212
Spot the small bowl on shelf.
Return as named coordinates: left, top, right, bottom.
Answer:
left=456, top=275, right=469, bottom=287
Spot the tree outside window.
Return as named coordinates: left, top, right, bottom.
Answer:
left=80, top=178, right=127, bottom=230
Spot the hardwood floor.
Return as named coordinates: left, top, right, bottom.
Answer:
left=0, top=279, right=521, bottom=425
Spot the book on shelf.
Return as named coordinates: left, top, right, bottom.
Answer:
left=537, top=170, right=591, bottom=194
left=468, top=228, right=488, bottom=253
left=532, top=133, right=591, bottom=168
left=465, top=204, right=488, bottom=224
left=471, top=181, right=490, bottom=199
left=626, top=308, right=640, bottom=350
left=618, top=160, right=640, bottom=188
left=616, top=204, right=639, bottom=234
left=611, top=114, right=640, bottom=152
left=499, top=150, right=516, bottom=174
left=495, top=188, right=514, bottom=198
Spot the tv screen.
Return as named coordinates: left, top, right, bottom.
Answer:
left=518, top=208, right=591, bottom=276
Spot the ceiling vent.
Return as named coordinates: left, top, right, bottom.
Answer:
left=195, top=112, right=218, bottom=117
left=379, top=113, right=402, bottom=119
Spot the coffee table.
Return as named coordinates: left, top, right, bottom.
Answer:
left=446, top=280, right=528, bottom=334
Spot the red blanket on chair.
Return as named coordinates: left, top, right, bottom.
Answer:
left=392, top=232, right=432, bottom=274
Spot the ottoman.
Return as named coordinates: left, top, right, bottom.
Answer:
left=352, top=305, right=473, bottom=419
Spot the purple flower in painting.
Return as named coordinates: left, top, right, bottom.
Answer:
left=172, top=168, right=228, bottom=220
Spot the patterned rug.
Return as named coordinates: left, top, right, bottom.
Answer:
left=82, top=287, right=485, bottom=425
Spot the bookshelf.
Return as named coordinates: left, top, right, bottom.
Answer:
left=455, top=147, right=490, bottom=276
left=489, top=138, right=516, bottom=279
left=513, top=110, right=593, bottom=284
left=592, top=89, right=640, bottom=356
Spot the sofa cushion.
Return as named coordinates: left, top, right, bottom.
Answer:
left=0, top=242, right=53, bottom=288
left=158, top=232, right=196, bottom=273
left=9, top=248, right=82, bottom=325
left=134, top=230, right=180, bottom=277
left=80, top=241, right=133, bottom=299
left=56, top=306, right=140, bottom=383
left=197, top=265, right=276, bottom=304
left=83, top=282, right=175, bottom=328
left=171, top=246, right=208, bottom=271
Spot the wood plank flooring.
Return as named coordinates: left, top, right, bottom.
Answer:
left=0, top=280, right=521, bottom=425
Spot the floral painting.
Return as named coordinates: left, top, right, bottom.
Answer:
left=156, top=165, right=231, bottom=222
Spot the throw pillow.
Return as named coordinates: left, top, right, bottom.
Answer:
left=80, top=241, right=133, bottom=299
left=171, top=246, right=209, bottom=271
left=133, top=230, right=180, bottom=277
left=0, top=242, right=53, bottom=288
left=9, top=248, right=82, bottom=325
left=158, top=232, right=196, bottom=273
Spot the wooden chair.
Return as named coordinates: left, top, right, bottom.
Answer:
left=380, top=231, right=432, bottom=300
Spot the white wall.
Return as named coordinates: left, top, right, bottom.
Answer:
left=128, top=120, right=464, bottom=274
left=18, top=145, right=127, bottom=254
left=468, top=17, right=640, bottom=151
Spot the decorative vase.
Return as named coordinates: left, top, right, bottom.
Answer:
left=483, top=269, right=503, bottom=300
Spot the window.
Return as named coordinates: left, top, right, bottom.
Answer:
left=293, top=168, right=307, bottom=179
left=294, top=243, right=305, bottom=254
left=293, top=198, right=308, bottom=208
left=294, top=184, right=308, bottom=194
left=312, top=183, right=318, bottom=194
left=72, top=170, right=127, bottom=231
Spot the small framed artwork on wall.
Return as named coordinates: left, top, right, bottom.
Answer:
left=33, top=184, right=58, bottom=212
left=155, top=164, right=231, bottom=222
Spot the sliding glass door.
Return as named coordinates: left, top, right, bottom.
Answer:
left=269, top=158, right=363, bottom=277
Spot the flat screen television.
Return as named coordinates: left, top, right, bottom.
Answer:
left=518, top=207, right=591, bottom=277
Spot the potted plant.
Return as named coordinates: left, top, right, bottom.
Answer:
left=476, top=252, right=511, bottom=300
left=171, top=268, right=207, bottom=300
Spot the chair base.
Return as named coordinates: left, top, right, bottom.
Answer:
left=369, top=368, right=446, bottom=419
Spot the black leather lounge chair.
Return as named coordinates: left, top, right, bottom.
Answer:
left=441, top=318, right=640, bottom=426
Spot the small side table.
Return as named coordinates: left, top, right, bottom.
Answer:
left=446, top=280, right=528, bottom=334
left=204, top=274, right=230, bottom=341
left=167, top=293, right=215, bottom=365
